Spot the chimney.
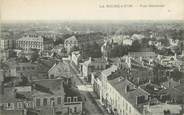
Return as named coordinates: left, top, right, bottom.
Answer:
left=179, top=80, right=181, bottom=84
left=174, top=53, right=177, bottom=60
left=140, top=57, right=143, bottom=62
left=148, top=79, right=151, bottom=84
left=125, top=85, right=130, bottom=94
left=136, top=96, right=138, bottom=105
left=89, top=57, right=92, bottom=63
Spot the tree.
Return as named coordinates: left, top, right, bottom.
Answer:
left=81, top=41, right=102, bottom=58
left=170, top=69, right=183, bottom=81
left=130, top=40, right=141, bottom=52
left=30, top=49, right=39, bottom=62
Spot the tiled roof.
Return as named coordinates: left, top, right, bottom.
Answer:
left=33, top=79, right=65, bottom=96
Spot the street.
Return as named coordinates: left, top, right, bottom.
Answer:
left=64, top=61, right=107, bottom=115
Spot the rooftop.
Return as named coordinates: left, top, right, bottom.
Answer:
left=128, top=51, right=156, bottom=58
left=108, top=76, right=150, bottom=113
left=32, top=79, right=65, bottom=97
left=145, top=103, right=182, bottom=115
left=0, top=79, right=65, bottom=103
left=101, top=65, right=118, bottom=77
left=48, top=61, right=72, bottom=78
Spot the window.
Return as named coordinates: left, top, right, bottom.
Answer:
left=57, top=97, right=61, bottom=104
left=43, top=98, right=48, bottom=106
left=74, top=97, right=78, bottom=102
left=74, top=107, right=77, bottom=112
left=50, top=97, right=55, bottom=106
left=50, top=74, right=54, bottom=79
left=67, top=97, right=71, bottom=103
left=7, top=103, right=11, bottom=107
left=31, top=67, right=35, bottom=70
left=36, top=98, right=41, bottom=106
left=129, top=106, right=131, bottom=113
left=16, top=67, right=20, bottom=71
left=17, top=102, right=23, bottom=109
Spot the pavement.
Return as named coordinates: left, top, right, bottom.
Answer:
left=65, top=60, right=109, bottom=115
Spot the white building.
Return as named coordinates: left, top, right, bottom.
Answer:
left=100, top=65, right=150, bottom=115
left=48, top=62, right=71, bottom=79
left=122, top=39, right=133, bottom=46
left=0, top=39, right=15, bottom=50
left=71, top=51, right=81, bottom=66
left=16, top=35, right=53, bottom=51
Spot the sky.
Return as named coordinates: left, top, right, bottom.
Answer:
left=1, top=0, right=184, bottom=21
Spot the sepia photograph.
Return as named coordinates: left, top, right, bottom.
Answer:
left=0, top=0, right=184, bottom=115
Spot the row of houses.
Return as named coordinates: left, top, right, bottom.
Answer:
left=0, top=78, right=83, bottom=115
left=0, top=59, right=83, bottom=115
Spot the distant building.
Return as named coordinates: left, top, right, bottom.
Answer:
left=0, top=49, right=10, bottom=61
left=16, top=34, right=54, bottom=51
left=169, top=39, right=179, bottom=47
left=101, top=40, right=115, bottom=59
left=80, top=57, right=109, bottom=81
left=131, top=34, right=145, bottom=41
left=128, top=51, right=156, bottom=59
left=0, top=39, right=15, bottom=50
left=64, top=35, right=102, bottom=54
left=7, top=62, right=38, bottom=78
left=122, top=39, right=133, bottom=46
left=64, top=36, right=79, bottom=53
left=71, top=51, right=81, bottom=66
left=111, top=35, right=132, bottom=45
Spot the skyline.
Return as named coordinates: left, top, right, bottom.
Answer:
left=1, top=0, right=184, bottom=21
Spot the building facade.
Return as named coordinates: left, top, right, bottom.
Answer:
left=64, top=36, right=79, bottom=54
left=16, top=35, right=53, bottom=51
left=0, top=39, right=15, bottom=50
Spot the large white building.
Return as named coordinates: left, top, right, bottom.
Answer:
left=16, top=35, right=53, bottom=51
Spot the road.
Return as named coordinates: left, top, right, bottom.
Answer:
left=65, top=61, right=107, bottom=115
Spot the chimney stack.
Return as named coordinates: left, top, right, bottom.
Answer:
left=136, top=96, right=138, bottom=105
